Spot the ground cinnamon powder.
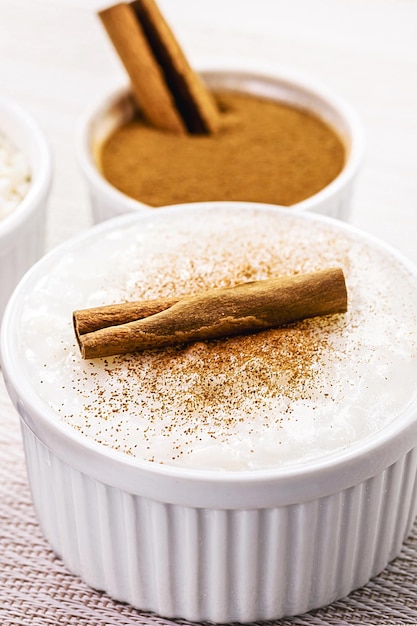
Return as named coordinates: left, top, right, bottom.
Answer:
left=99, top=91, right=345, bottom=207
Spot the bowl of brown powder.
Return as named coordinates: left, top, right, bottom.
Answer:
left=77, top=65, right=364, bottom=224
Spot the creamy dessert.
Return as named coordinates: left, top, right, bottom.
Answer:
left=20, top=206, right=417, bottom=470
left=0, top=130, right=31, bottom=220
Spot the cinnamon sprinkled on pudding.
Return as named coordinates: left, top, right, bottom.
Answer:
left=21, top=206, right=417, bottom=470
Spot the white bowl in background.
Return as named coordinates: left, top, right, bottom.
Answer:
left=0, top=96, right=52, bottom=325
left=2, top=202, right=416, bottom=623
left=77, top=66, right=364, bottom=223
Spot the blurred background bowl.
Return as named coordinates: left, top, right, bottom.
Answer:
left=77, top=65, right=364, bottom=224
left=0, top=96, right=52, bottom=327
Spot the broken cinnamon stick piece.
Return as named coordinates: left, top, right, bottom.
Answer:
left=73, top=267, right=348, bottom=359
left=98, top=1, right=220, bottom=134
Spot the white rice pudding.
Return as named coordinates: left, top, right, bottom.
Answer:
left=0, top=130, right=31, bottom=219
left=20, top=206, right=417, bottom=470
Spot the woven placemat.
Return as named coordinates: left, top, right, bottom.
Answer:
left=1, top=375, right=417, bottom=626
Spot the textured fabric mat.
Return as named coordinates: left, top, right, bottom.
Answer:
left=1, top=376, right=417, bottom=626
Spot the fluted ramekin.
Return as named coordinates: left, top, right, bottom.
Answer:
left=77, top=65, right=364, bottom=223
left=2, top=203, right=417, bottom=623
left=0, top=96, right=52, bottom=326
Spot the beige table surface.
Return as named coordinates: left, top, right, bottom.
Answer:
left=1, top=0, right=417, bottom=624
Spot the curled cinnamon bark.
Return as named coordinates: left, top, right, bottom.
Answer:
left=73, top=267, right=348, bottom=359
left=98, top=0, right=220, bottom=134
left=74, top=296, right=179, bottom=336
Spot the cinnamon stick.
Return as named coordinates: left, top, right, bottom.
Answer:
left=73, top=267, right=348, bottom=359
left=98, top=1, right=220, bottom=134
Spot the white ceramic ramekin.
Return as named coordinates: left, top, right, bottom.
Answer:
left=0, top=96, right=52, bottom=326
left=77, top=65, right=364, bottom=223
left=2, top=203, right=416, bottom=623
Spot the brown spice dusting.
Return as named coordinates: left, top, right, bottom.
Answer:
left=68, top=313, right=343, bottom=461
left=100, top=91, right=345, bottom=207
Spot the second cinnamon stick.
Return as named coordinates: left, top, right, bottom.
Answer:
left=73, top=267, right=348, bottom=359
